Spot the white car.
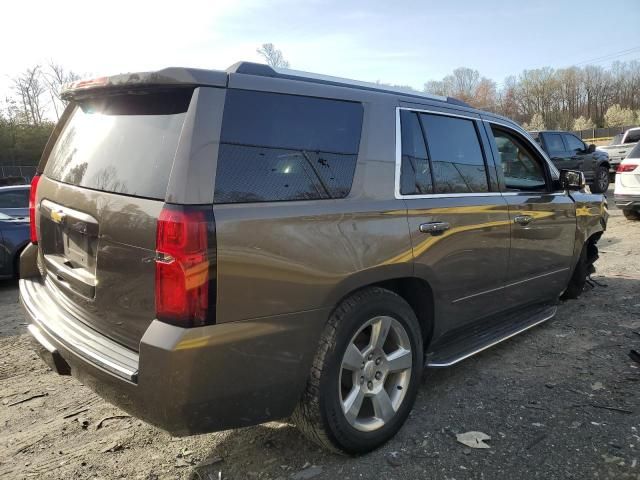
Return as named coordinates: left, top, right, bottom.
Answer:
left=614, top=142, right=640, bottom=220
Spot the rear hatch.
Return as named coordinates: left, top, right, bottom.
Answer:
left=36, top=88, right=193, bottom=350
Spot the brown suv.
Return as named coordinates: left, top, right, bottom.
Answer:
left=20, top=62, right=607, bottom=454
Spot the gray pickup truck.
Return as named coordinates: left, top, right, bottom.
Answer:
left=597, top=127, right=640, bottom=172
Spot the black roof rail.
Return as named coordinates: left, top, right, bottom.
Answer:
left=226, top=61, right=471, bottom=108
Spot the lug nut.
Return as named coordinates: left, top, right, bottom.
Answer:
left=367, top=381, right=373, bottom=389
left=375, top=357, right=381, bottom=365
left=368, top=353, right=373, bottom=360
left=375, top=371, right=382, bottom=380
left=360, top=376, right=364, bottom=384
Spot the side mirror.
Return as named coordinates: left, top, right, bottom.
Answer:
left=559, top=169, right=586, bottom=191
left=587, top=144, right=596, bottom=153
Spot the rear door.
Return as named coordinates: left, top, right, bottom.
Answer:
left=485, top=122, right=575, bottom=307
left=542, top=132, right=575, bottom=169
left=35, top=88, right=194, bottom=350
left=398, top=107, right=510, bottom=331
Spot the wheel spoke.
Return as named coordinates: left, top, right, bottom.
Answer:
left=343, top=385, right=365, bottom=424
left=369, top=317, right=392, bottom=351
left=371, top=388, right=395, bottom=423
left=342, top=343, right=364, bottom=371
left=386, top=348, right=412, bottom=373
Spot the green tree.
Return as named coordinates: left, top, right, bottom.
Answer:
left=604, top=104, right=636, bottom=127
left=573, top=116, right=595, bottom=130
left=522, top=113, right=546, bottom=131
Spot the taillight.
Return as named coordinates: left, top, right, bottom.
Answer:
left=617, top=163, right=638, bottom=173
left=155, top=204, right=216, bottom=327
left=29, top=175, right=41, bottom=244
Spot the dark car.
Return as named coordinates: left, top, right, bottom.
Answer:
left=531, top=130, right=610, bottom=193
left=0, top=212, right=30, bottom=279
left=20, top=62, right=607, bottom=454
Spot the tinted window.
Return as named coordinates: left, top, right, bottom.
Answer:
left=214, top=91, right=363, bottom=203
left=399, top=110, right=432, bottom=194
left=545, top=133, right=566, bottom=155
left=420, top=113, right=489, bottom=194
left=44, top=90, right=192, bottom=199
left=563, top=134, right=585, bottom=153
left=492, top=127, right=547, bottom=191
left=625, top=130, right=640, bottom=143
left=0, top=189, right=29, bottom=208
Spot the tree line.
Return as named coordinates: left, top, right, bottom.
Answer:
left=2, top=46, right=639, bottom=174
left=424, top=61, right=640, bottom=131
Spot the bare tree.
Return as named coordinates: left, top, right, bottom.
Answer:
left=13, top=66, right=47, bottom=125
left=43, top=62, right=81, bottom=120
left=257, top=43, right=290, bottom=68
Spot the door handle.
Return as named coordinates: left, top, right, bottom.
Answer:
left=419, top=221, right=450, bottom=235
left=514, top=215, right=533, bottom=226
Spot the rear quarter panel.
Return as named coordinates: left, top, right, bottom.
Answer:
left=570, top=190, right=607, bottom=262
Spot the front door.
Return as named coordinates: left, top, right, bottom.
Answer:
left=398, top=107, right=510, bottom=332
left=485, top=123, right=576, bottom=307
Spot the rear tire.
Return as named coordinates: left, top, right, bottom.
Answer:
left=293, top=287, right=423, bottom=454
left=590, top=166, right=610, bottom=193
left=622, top=209, right=640, bottom=221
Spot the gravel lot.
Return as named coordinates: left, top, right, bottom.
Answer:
left=1, top=194, right=639, bottom=480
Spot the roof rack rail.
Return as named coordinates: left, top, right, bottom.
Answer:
left=225, top=61, right=470, bottom=107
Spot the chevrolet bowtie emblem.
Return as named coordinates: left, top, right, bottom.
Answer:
left=50, top=209, right=66, bottom=224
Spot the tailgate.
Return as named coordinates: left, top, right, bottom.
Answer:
left=36, top=89, right=193, bottom=350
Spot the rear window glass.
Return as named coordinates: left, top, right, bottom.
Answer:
left=625, top=130, right=640, bottom=143
left=44, top=90, right=192, bottom=200
left=214, top=90, right=363, bottom=203
left=0, top=189, right=29, bottom=208
left=627, top=142, right=640, bottom=159
left=544, top=133, right=565, bottom=154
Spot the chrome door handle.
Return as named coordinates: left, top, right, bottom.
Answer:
left=419, top=221, right=450, bottom=235
left=514, top=215, right=533, bottom=226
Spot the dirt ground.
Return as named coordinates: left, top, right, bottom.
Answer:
left=1, top=193, right=639, bottom=480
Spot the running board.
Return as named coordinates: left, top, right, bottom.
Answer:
left=426, top=304, right=557, bottom=368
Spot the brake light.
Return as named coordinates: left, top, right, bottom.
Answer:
left=617, top=163, right=638, bottom=173
left=29, top=175, right=41, bottom=244
left=155, top=204, right=216, bottom=327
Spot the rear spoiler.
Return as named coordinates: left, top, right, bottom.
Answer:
left=61, top=67, right=228, bottom=101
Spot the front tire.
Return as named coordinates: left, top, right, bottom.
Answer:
left=623, top=209, right=640, bottom=221
left=590, top=165, right=610, bottom=193
left=293, top=287, right=423, bottom=454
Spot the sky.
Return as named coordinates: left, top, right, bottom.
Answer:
left=2, top=0, right=640, bottom=99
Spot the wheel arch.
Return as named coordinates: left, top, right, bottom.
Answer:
left=326, top=272, right=436, bottom=354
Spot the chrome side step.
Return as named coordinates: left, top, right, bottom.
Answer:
left=426, top=304, right=557, bottom=368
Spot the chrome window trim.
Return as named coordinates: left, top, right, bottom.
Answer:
left=395, top=107, right=494, bottom=200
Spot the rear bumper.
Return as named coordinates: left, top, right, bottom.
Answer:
left=20, top=277, right=327, bottom=435
left=614, top=194, right=640, bottom=209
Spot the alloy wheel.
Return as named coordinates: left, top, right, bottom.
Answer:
left=338, top=316, right=413, bottom=432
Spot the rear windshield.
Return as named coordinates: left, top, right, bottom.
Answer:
left=625, top=130, right=640, bottom=143
left=44, top=89, right=192, bottom=200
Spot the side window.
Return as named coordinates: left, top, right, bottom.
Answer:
left=545, top=133, right=566, bottom=156
left=563, top=134, right=585, bottom=153
left=0, top=190, right=29, bottom=208
left=491, top=126, right=548, bottom=191
left=214, top=90, right=363, bottom=203
left=419, top=113, right=489, bottom=194
left=399, top=110, right=432, bottom=194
